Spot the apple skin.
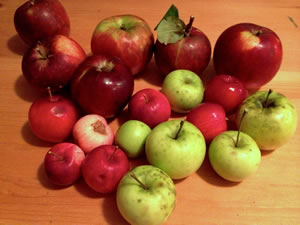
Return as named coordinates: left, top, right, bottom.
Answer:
left=155, top=27, right=211, bottom=77
left=81, top=145, right=130, bottom=193
left=145, top=120, right=206, bottom=179
left=117, top=165, right=176, bottom=225
left=213, top=23, right=283, bottom=90
left=71, top=54, right=134, bottom=119
left=209, top=131, right=261, bottom=182
left=28, top=94, right=79, bottom=143
left=91, top=14, right=154, bottom=75
left=236, top=90, right=298, bottom=150
left=44, top=142, right=85, bottom=186
left=14, top=0, right=70, bottom=45
left=22, top=34, right=86, bottom=89
left=204, top=74, right=248, bottom=114
left=128, top=88, right=171, bottom=128
left=115, top=120, right=151, bottom=158
left=162, top=69, right=204, bottom=113
left=186, top=103, right=228, bottom=142
left=72, top=114, right=114, bottom=154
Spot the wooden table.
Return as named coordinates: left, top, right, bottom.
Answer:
left=1, top=0, right=300, bottom=224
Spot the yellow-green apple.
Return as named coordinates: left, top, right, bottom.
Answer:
left=81, top=145, right=130, bottom=193
left=128, top=88, right=171, bottom=128
left=14, top=0, right=70, bottom=45
left=91, top=15, right=154, bottom=75
left=161, top=69, right=204, bottom=113
left=145, top=120, right=206, bottom=179
left=115, top=120, right=151, bottom=158
left=213, top=23, right=283, bottom=90
left=117, top=165, right=176, bottom=225
left=71, top=54, right=134, bottom=119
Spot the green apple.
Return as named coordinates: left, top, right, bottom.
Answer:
left=116, top=165, right=176, bottom=225
left=145, top=120, right=206, bottom=179
left=115, top=120, right=151, bottom=158
left=236, top=89, right=298, bottom=150
left=209, top=130, right=261, bottom=182
left=161, top=69, right=204, bottom=113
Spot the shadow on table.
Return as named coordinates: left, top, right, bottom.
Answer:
left=37, top=162, right=66, bottom=190
left=7, top=34, right=28, bottom=56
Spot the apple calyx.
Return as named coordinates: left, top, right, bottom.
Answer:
left=263, top=89, right=273, bottom=108
left=184, top=16, right=195, bottom=37
left=174, top=120, right=184, bottom=139
left=96, top=61, right=115, bottom=73
left=48, top=150, right=64, bottom=161
left=109, top=145, right=118, bottom=161
left=130, top=172, right=149, bottom=190
left=235, top=110, right=247, bottom=147
left=91, top=120, right=107, bottom=135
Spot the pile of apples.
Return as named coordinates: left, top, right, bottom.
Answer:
left=14, top=1, right=298, bottom=225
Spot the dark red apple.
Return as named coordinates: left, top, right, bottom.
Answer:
left=128, top=88, right=171, bottom=128
left=22, top=34, right=86, bottom=90
left=213, top=23, right=283, bottom=90
left=204, top=74, right=248, bottom=114
left=14, top=0, right=70, bottom=45
left=91, top=14, right=154, bottom=76
left=81, top=145, right=130, bottom=193
left=71, top=54, right=134, bottom=119
left=44, top=142, right=85, bottom=186
left=186, top=103, right=227, bottom=142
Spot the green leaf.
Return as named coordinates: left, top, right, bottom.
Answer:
left=154, top=4, right=179, bottom=30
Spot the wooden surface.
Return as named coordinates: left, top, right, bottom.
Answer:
left=1, top=0, right=300, bottom=224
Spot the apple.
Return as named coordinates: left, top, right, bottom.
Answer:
left=204, top=74, right=248, bottom=114
left=161, top=69, right=204, bottom=113
left=186, top=103, right=227, bottom=142
left=81, top=145, right=130, bottom=193
left=14, top=0, right=70, bottom=45
left=236, top=89, right=298, bottom=150
left=91, top=14, right=154, bottom=75
left=71, top=54, right=134, bottom=119
left=22, top=34, right=86, bottom=90
left=28, top=89, right=79, bottom=143
left=117, top=165, right=176, bottom=225
left=115, top=120, right=151, bottom=158
left=44, top=142, right=85, bottom=186
left=154, top=5, right=211, bottom=76
left=72, top=114, right=114, bottom=154
left=145, top=120, right=206, bottom=179
left=213, top=23, right=283, bottom=90
left=128, top=88, right=171, bottom=128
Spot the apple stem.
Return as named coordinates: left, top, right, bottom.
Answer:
left=47, top=87, right=54, bottom=102
left=143, top=94, right=149, bottom=104
left=130, top=173, right=149, bottom=190
left=48, top=151, right=64, bottom=161
left=109, top=145, right=118, bottom=161
left=174, top=120, right=184, bottom=139
left=184, top=16, right=195, bottom=37
left=263, top=89, right=273, bottom=108
left=235, top=110, right=247, bottom=147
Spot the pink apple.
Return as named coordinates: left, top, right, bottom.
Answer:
left=186, top=103, right=227, bottom=142
left=204, top=74, right=248, bottom=114
left=213, top=23, right=283, bottom=90
left=128, top=88, right=171, bottom=128
left=91, top=14, right=154, bottom=75
left=72, top=114, right=114, bottom=154
left=81, top=145, right=130, bottom=193
left=44, top=142, right=85, bottom=186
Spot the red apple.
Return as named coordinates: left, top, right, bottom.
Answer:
left=28, top=91, right=79, bottom=143
left=128, top=88, right=171, bottom=128
left=204, top=74, right=248, bottom=114
left=91, top=14, right=154, bottom=76
left=44, top=142, right=85, bottom=186
left=81, top=145, right=130, bottom=193
left=186, top=103, right=227, bottom=142
left=72, top=114, right=114, bottom=154
left=213, top=23, right=283, bottom=90
left=22, top=34, right=86, bottom=90
left=71, top=54, right=134, bottom=119
left=14, top=0, right=70, bottom=45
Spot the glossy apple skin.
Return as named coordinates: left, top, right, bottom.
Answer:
left=22, top=35, right=86, bottom=89
left=81, top=145, right=130, bottom=193
left=91, top=15, right=154, bottom=75
left=204, top=74, right=248, bottom=114
left=154, top=27, right=211, bottom=77
left=71, top=54, right=134, bottom=119
left=128, top=88, right=171, bottom=128
left=213, top=23, right=283, bottom=90
left=28, top=95, right=79, bottom=143
left=14, top=0, right=70, bottom=45
left=186, top=103, right=228, bottom=142
left=44, top=142, right=85, bottom=186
